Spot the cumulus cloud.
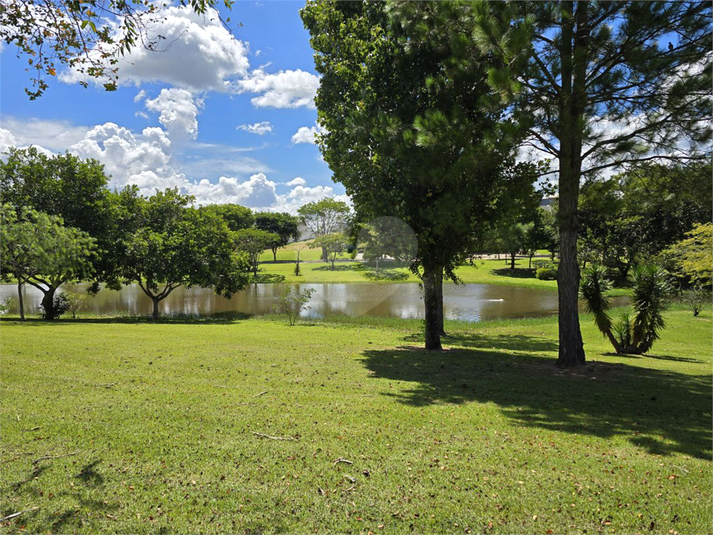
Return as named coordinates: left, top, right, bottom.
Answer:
left=235, top=68, right=319, bottom=109
left=291, top=125, right=321, bottom=144
left=189, top=172, right=279, bottom=207
left=145, top=88, right=202, bottom=140
left=237, top=121, right=273, bottom=135
left=285, top=177, right=306, bottom=187
left=59, top=6, right=249, bottom=92
left=0, top=127, right=19, bottom=155
left=0, top=117, right=90, bottom=152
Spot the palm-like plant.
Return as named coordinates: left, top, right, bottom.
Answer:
left=630, top=265, right=673, bottom=354
left=579, top=265, right=622, bottom=353
left=580, top=264, right=672, bottom=354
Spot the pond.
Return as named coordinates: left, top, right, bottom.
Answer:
left=0, top=283, right=629, bottom=323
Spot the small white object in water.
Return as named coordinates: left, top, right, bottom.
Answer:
left=487, top=298, right=505, bottom=302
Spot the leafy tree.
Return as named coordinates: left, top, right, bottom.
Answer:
left=297, top=198, right=350, bottom=261
left=116, top=189, right=250, bottom=319
left=302, top=0, right=538, bottom=349
left=199, top=204, right=254, bottom=232
left=474, top=1, right=712, bottom=366
left=275, top=287, right=316, bottom=326
left=500, top=222, right=533, bottom=270
left=233, top=228, right=279, bottom=276
left=661, top=222, right=713, bottom=289
left=1, top=0, right=234, bottom=98
left=0, top=204, right=96, bottom=320
left=254, top=212, right=300, bottom=261
left=310, top=232, right=349, bottom=270
left=0, top=147, right=114, bottom=289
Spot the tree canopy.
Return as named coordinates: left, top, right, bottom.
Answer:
left=1, top=0, right=234, bottom=98
left=302, top=0, right=539, bottom=349
left=254, top=212, right=300, bottom=261
left=473, top=0, right=712, bottom=366
left=0, top=204, right=97, bottom=320
left=233, top=228, right=279, bottom=276
left=114, top=188, right=250, bottom=319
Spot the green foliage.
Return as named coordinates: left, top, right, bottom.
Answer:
left=0, top=203, right=97, bottom=320
left=581, top=264, right=672, bottom=354
left=363, top=269, right=409, bottom=282
left=685, top=287, right=709, bottom=317
left=310, top=232, right=349, bottom=270
left=473, top=0, right=712, bottom=366
left=274, top=287, right=316, bottom=326
left=38, top=292, right=71, bottom=320
left=233, top=228, right=280, bottom=276
left=254, top=212, right=301, bottom=261
left=301, top=0, right=539, bottom=349
left=115, top=189, right=251, bottom=319
left=0, top=297, right=16, bottom=315
left=200, top=204, right=254, bottom=232
left=297, top=198, right=350, bottom=239
left=0, top=0, right=234, bottom=98
left=661, top=222, right=713, bottom=288
left=64, top=291, right=88, bottom=319
left=0, top=147, right=112, bottom=284
left=535, top=268, right=557, bottom=281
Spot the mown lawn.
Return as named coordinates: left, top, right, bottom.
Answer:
left=1, top=307, right=710, bottom=534
left=258, top=254, right=630, bottom=295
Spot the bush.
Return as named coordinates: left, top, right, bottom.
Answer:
left=532, top=259, right=555, bottom=270
left=64, top=291, right=87, bottom=319
left=685, top=286, right=709, bottom=317
left=0, top=297, right=15, bottom=315
left=39, top=292, right=70, bottom=319
left=274, top=287, right=315, bottom=326
left=363, top=270, right=409, bottom=281
left=536, top=267, right=557, bottom=280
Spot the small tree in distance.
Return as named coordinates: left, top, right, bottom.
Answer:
left=275, top=287, right=316, bottom=326
left=310, top=233, right=348, bottom=270
left=233, top=228, right=280, bottom=277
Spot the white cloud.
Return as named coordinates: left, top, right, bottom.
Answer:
left=134, top=89, right=147, bottom=103
left=0, top=117, right=90, bottom=152
left=59, top=6, right=249, bottom=92
left=285, top=177, right=306, bottom=187
left=0, top=128, right=19, bottom=155
left=145, top=88, right=202, bottom=140
left=235, top=68, right=319, bottom=109
left=237, top=121, right=273, bottom=135
left=189, top=172, right=278, bottom=207
left=291, top=125, right=321, bottom=144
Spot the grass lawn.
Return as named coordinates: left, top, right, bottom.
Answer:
left=1, top=305, right=710, bottom=533
left=257, top=254, right=630, bottom=296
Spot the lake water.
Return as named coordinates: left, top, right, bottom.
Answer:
left=0, top=283, right=627, bottom=322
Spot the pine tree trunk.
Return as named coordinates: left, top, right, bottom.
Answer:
left=423, top=264, right=443, bottom=350
left=555, top=0, right=588, bottom=368
left=17, top=280, right=25, bottom=322
left=152, top=297, right=161, bottom=320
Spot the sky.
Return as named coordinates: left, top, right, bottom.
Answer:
left=0, top=1, right=344, bottom=214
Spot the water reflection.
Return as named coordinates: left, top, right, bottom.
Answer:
left=0, top=283, right=628, bottom=323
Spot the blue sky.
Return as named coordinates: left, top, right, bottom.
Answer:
left=0, top=1, right=344, bottom=213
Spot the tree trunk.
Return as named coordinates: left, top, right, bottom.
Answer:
left=510, top=253, right=516, bottom=270
left=423, top=264, right=443, bottom=350
left=272, top=247, right=278, bottom=262
left=555, top=0, right=588, bottom=368
left=152, top=296, right=161, bottom=320
left=17, top=280, right=25, bottom=321
left=435, top=269, right=445, bottom=336
left=40, top=287, right=57, bottom=320
left=322, top=246, right=328, bottom=263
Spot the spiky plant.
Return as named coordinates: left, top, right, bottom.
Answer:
left=580, top=265, right=622, bottom=353
left=612, top=311, right=634, bottom=351
left=631, top=265, right=673, bottom=353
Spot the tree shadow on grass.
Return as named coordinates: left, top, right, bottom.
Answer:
left=492, top=267, right=537, bottom=279
left=311, top=263, right=360, bottom=272
left=0, top=311, right=253, bottom=326
left=361, top=336, right=712, bottom=460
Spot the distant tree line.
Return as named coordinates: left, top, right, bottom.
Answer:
left=0, top=147, right=304, bottom=320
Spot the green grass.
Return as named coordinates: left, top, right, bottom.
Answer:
left=1, top=306, right=710, bottom=533
left=257, top=254, right=630, bottom=295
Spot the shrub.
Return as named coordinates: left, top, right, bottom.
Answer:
left=0, top=297, right=15, bottom=315
left=39, top=292, right=70, bottom=319
left=363, top=270, right=409, bottom=281
left=274, top=287, right=316, bottom=326
left=685, top=286, right=709, bottom=317
left=532, top=259, right=556, bottom=270
left=64, top=291, right=87, bottom=319
left=536, top=267, right=557, bottom=280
